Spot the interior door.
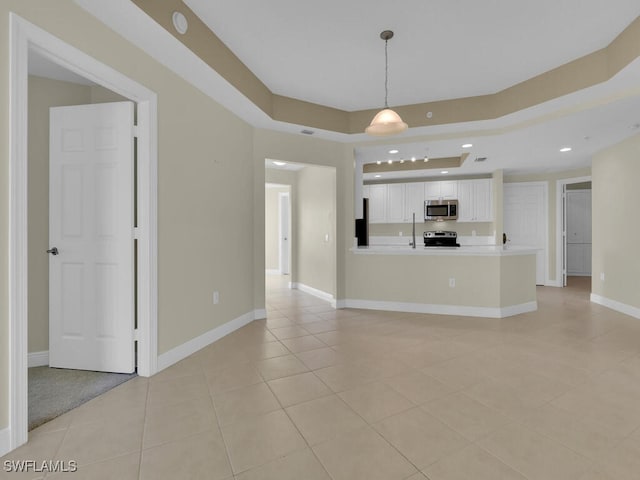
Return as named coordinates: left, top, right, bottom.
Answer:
left=566, top=189, right=592, bottom=276
left=279, top=192, right=290, bottom=275
left=503, top=183, right=547, bottom=285
left=49, top=102, right=135, bottom=373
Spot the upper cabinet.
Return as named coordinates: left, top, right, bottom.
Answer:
left=404, top=182, right=425, bottom=222
left=368, top=184, right=387, bottom=223
left=363, top=178, right=492, bottom=224
left=386, top=184, right=405, bottom=223
left=457, top=179, right=493, bottom=222
left=425, top=180, right=457, bottom=200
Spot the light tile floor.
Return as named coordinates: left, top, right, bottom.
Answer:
left=3, top=276, right=640, bottom=479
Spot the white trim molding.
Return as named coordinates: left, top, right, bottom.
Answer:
left=157, top=310, right=259, bottom=372
left=27, top=351, right=49, bottom=368
left=254, top=309, right=267, bottom=320
left=555, top=175, right=592, bottom=287
left=0, top=427, right=11, bottom=458
left=341, top=299, right=537, bottom=318
left=290, top=283, right=337, bottom=308
left=8, top=13, right=158, bottom=454
left=591, top=294, right=640, bottom=319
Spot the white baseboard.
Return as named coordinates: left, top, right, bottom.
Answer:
left=0, top=427, right=10, bottom=457
left=254, top=309, right=267, bottom=320
left=265, top=269, right=280, bottom=275
left=28, top=350, right=49, bottom=368
left=335, top=299, right=347, bottom=309
left=591, top=294, right=640, bottom=319
left=290, top=282, right=336, bottom=308
left=340, top=299, right=537, bottom=318
left=156, top=309, right=259, bottom=372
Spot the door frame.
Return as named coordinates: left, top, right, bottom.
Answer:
left=278, top=191, right=291, bottom=275
left=8, top=14, right=158, bottom=451
left=555, top=176, right=591, bottom=287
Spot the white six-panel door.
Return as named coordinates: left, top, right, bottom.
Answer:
left=49, top=102, right=135, bottom=373
left=503, top=183, right=547, bottom=285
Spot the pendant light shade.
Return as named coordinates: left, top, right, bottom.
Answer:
left=365, top=108, right=408, bottom=136
left=366, top=30, right=408, bottom=136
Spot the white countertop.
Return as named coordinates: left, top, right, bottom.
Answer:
left=350, top=244, right=538, bottom=256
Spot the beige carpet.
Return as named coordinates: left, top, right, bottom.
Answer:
left=28, top=366, right=136, bottom=430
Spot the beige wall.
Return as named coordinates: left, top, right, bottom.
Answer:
left=567, top=181, right=592, bottom=190
left=295, top=166, right=336, bottom=296
left=504, top=167, right=591, bottom=283
left=265, top=185, right=289, bottom=271
left=347, top=253, right=536, bottom=309
left=592, top=134, right=640, bottom=309
left=1, top=1, right=258, bottom=432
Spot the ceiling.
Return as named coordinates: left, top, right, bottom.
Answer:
left=184, top=0, right=640, bottom=111
left=73, top=1, right=640, bottom=178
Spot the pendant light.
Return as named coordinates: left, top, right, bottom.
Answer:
left=365, top=30, right=408, bottom=136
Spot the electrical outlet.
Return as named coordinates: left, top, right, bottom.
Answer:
left=449, top=278, right=455, bottom=288
left=213, top=291, right=219, bottom=304
left=600, top=272, right=605, bottom=281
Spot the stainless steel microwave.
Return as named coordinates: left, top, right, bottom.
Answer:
left=425, top=199, right=458, bottom=221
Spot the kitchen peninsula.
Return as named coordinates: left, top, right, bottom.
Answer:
left=346, top=244, right=537, bottom=318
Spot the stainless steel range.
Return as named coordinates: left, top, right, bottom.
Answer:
left=423, top=230, right=460, bottom=247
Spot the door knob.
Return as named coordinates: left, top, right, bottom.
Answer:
left=46, top=247, right=59, bottom=255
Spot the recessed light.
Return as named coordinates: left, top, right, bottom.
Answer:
left=441, top=170, right=449, bottom=174
left=560, top=147, right=572, bottom=152
left=374, top=174, right=382, bottom=178
left=411, top=157, right=416, bottom=162
left=172, top=11, right=189, bottom=34
left=387, top=159, right=393, bottom=164
left=400, top=159, right=405, bottom=164
left=426, top=111, right=433, bottom=119
left=462, top=143, right=473, bottom=148
left=376, top=160, right=382, bottom=165
left=272, top=161, right=286, bottom=166
left=388, top=149, right=399, bottom=154
left=424, top=157, right=429, bottom=162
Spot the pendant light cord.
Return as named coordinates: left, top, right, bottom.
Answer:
left=384, top=38, right=389, bottom=108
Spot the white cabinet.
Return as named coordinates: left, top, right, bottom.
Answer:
left=364, top=179, right=492, bottom=224
left=367, top=184, right=387, bottom=223
left=404, top=182, right=425, bottom=222
left=387, top=184, right=405, bottom=223
left=567, top=243, right=592, bottom=275
left=425, top=180, right=457, bottom=200
left=364, top=182, right=424, bottom=224
left=457, top=179, right=493, bottom=222
left=566, top=190, right=592, bottom=275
